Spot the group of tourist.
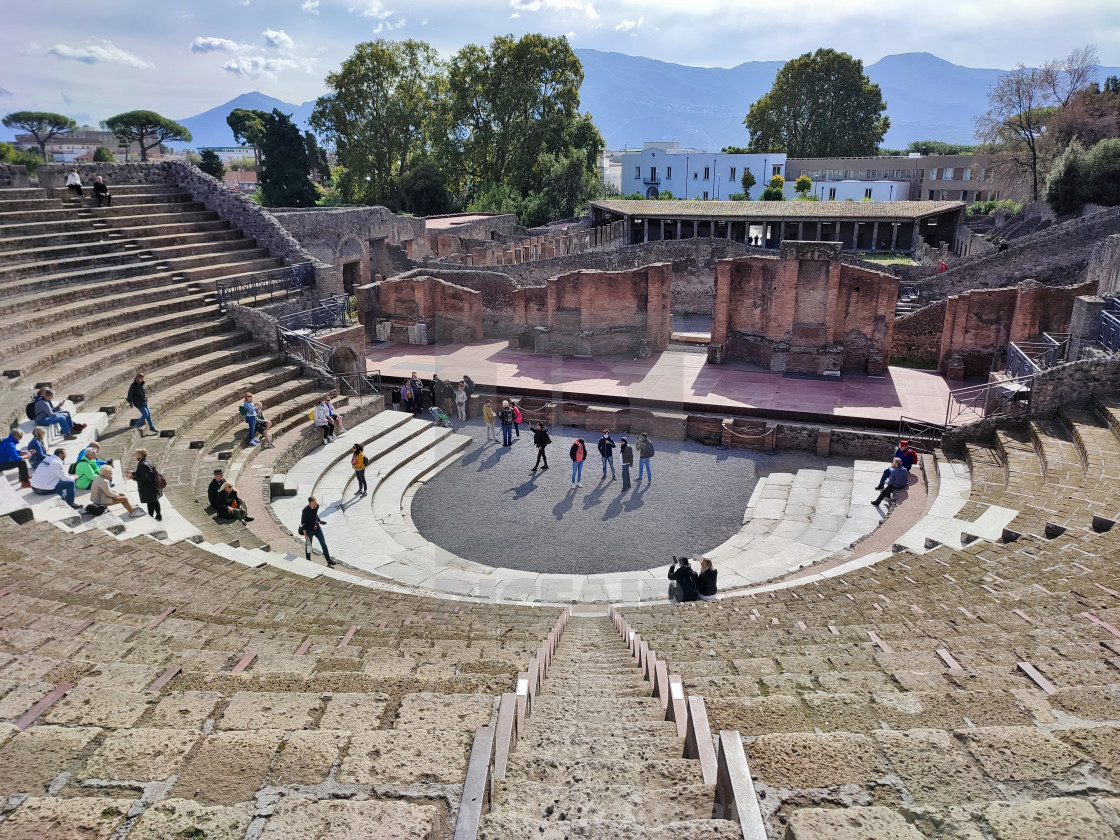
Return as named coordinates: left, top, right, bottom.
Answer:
left=872, top=440, right=918, bottom=507
left=207, top=467, right=254, bottom=524
left=401, top=372, right=475, bottom=423
left=65, top=169, right=112, bottom=206
left=667, top=555, right=718, bottom=602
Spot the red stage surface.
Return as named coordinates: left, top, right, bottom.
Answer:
left=365, top=340, right=955, bottom=428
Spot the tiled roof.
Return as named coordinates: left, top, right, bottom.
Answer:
left=591, top=199, right=964, bottom=220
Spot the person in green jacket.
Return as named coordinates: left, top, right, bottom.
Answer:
left=74, top=441, right=110, bottom=490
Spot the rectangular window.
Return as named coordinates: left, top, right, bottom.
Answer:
left=978, top=168, right=986, bottom=181
left=635, top=166, right=640, bottom=178
left=960, top=190, right=969, bottom=202
left=944, top=168, right=955, bottom=180
left=693, top=172, right=698, bottom=180
left=940, top=189, right=948, bottom=200
left=703, top=191, right=709, bottom=200
left=828, top=187, right=837, bottom=200
left=730, top=167, right=736, bottom=180
left=928, top=189, right=935, bottom=199
left=772, top=165, right=782, bottom=176
left=704, top=167, right=710, bottom=180
left=864, top=188, right=873, bottom=199
left=666, top=166, right=671, bottom=179
left=963, top=168, right=971, bottom=180
left=929, top=168, right=938, bottom=180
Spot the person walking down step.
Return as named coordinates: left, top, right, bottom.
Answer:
left=126, top=448, right=162, bottom=521
left=0, top=428, right=32, bottom=488
left=636, top=432, right=654, bottom=483
left=31, top=448, right=80, bottom=509
left=351, top=443, right=368, bottom=497
left=570, top=437, right=586, bottom=489
left=667, top=555, right=699, bottom=603
left=619, top=437, right=633, bottom=491
left=597, top=429, right=616, bottom=480
left=127, top=373, right=159, bottom=435
left=482, top=399, right=497, bottom=442
left=872, top=458, right=910, bottom=508
left=300, top=495, right=335, bottom=567
left=531, top=422, right=551, bottom=472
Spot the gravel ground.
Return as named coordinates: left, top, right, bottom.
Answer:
left=411, top=417, right=846, bottom=574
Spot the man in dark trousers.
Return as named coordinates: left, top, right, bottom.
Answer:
left=619, top=437, right=633, bottom=491
left=531, top=422, right=551, bottom=472
left=462, top=374, right=476, bottom=419
left=207, top=468, right=225, bottom=511
left=498, top=400, right=515, bottom=447
left=409, top=372, right=425, bottom=414
left=872, top=458, right=909, bottom=507
left=597, top=429, right=616, bottom=480
left=300, top=495, right=335, bottom=567
left=667, top=556, right=699, bottom=603
left=127, top=373, right=158, bottom=435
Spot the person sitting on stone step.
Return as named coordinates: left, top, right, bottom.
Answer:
left=872, top=458, right=910, bottom=507
left=65, top=168, right=83, bottom=197
left=0, top=428, right=32, bottom=488
left=253, top=401, right=275, bottom=449
left=92, top=175, right=112, bottom=206
left=667, top=556, right=699, bottom=603
left=207, top=468, right=225, bottom=512
left=697, top=557, right=718, bottom=601
left=215, top=481, right=253, bottom=522
left=90, top=465, right=144, bottom=518
left=27, top=427, right=48, bottom=471
left=30, top=448, right=80, bottom=509
left=74, top=441, right=110, bottom=490
left=34, top=389, right=85, bottom=437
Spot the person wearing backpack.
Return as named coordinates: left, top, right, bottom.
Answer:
left=531, top=422, right=551, bottom=472
left=636, top=432, right=654, bottom=483
left=125, top=448, right=162, bottom=521
left=127, top=373, right=158, bottom=435
left=32, top=388, right=84, bottom=437
left=597, top=429, right=616, bottom=480
left=351, top=443, right=367, bottom=497
left=498, top=401, right=515, bottom=447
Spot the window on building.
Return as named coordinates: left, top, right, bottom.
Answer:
left=864, top=188, right=873, bottom=199
left=666, top=166, right=671, bottom=179
left=703, top=167, right=710, bottom=180
left=828, top=187, right=837, bottom=200
left=772, top=165, right=782, bottom=176
left=939, top=190, right=948, bottom=200
left=960, top=190, right=969, bottom=202
left=928, top=189, right=935, bottom=199
left=729, top=167, right=736, bottom=180
left=944, top=168, right=955, bottom=180
left=693, top=172, right=698, bottom=179
left=703, top=191, right=709, bottom=200
left=963, top=168, right=971, bottom=180
left=978, top=168, right=986, bottom=181
left=929, top=168, right=939, bottom=180
left=917, top=169, right=924, bottom=179
left=635, top=166, right=640, bottom=178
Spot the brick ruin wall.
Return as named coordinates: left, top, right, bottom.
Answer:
left=891, top=301, right=947, bottom=366
left=1087, top=234, right=1120, bottom=297
left=357, top=275, right=483, bottom=344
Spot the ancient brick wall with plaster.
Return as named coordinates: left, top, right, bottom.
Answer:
left=359, top=275, right=483, bottom=345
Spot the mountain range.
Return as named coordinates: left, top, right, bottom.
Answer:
left=8, top=51, right=1120, bottom=152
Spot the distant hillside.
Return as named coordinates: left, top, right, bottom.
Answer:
left=174, top=91, right=317, bottom=149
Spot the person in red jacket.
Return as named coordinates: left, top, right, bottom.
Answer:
left=569, top=438, right=586, bottom=489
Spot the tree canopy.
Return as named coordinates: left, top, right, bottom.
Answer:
left=198, top=149, right=225, bottom=180
left=102, top=110, right=191, bottom=161
left=744, top=49, right=889, bottom=157
left=257, top=110, right=319, bottom=207
left=227, top=108, right=268, bottom=167
left=1, top=111, right=77, bottom=160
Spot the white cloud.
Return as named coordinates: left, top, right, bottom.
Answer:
left=223, top=55, right=315, bottom=79
left=190, top=36, right=247, bottom=54
left=263, top=29, right=294, bottom=50
left=357, top=0, right=393, bottom=19
left=372, top=17, right=406, bottom=33
left=48, top=39, right=154, bottom=69
left=301, top=0, right=320, bottom=12
left=616, top=15, right=656, bottom=33
left=509, top=0, right=599, bottom=17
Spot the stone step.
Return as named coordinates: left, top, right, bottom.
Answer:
left=509, top=732, right=686, bottom=762
left=0, top=225, right=245, bottom=269
left=0, top=213, right=227, bottom=250
left=0, top=187, right=48, bottom=201
left=478, top=816, right=743, bottom=840
left=499, top=756, right=703, bottom=788
left=488, top=780, right=714, bottom=825
left=46, top=183, right=186, bottom=198
left=525, top=717, right=680, bottom=742
left=0, top=199, right=206, bottom=225
left=0, top=197, right=63, bottom=213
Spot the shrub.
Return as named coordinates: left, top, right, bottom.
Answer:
left=760, top=185, right=785, bottom=201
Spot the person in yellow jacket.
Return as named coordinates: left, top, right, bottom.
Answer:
left=482, top=399, right=497, bottom=442
left=350, top=443, right=367, bottom=497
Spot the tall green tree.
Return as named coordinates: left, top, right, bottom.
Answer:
left=447, top=33, right=602, bottom=197
left=92, top=146, right=115, bottom=162
left=740, top=168, right=756, bottom=199
left=1045, top=140, right=1087, bottom=214
left=198, top=149, right=225, bottom=180
left=102, top=110, right=191, bottom=161
left=398, top=160, right=451, bottom=216
left=1, top=111, right=77, bottom=160
left=227, top=108, right=268, bottom=167
left=744, top=49, right=889, bottom=156
left=311, top=39, right=444, bottom=205
left=258, top=110, right=319, bottom=207
left=538, top=146, right=600, bottom=221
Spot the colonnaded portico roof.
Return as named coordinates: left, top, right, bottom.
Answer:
left=591, top=199, right=965, bottom=220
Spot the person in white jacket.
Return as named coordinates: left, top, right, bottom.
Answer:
left=65, top=169, right=83, bottom=197
left=30, top=448, right=80, bottom=509
left=313, top=399, right=334, bottom=445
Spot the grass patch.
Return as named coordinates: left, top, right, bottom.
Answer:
left=889, top=356, right=938, bottom=370
left=853, top=251, right=916, bottom=266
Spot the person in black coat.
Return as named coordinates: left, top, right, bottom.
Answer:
left=668, top=556, right=699, bottom=603
left=127, top=373, right=158, bottom=434
left=697, top=557, right=718, bottom=601
left=300, top=496, right=334, bottom=567
left=126, top=448, right=161, bottom=520
left=207, top=468, right=225, bottom=510
left=531, top=422, right=551, bottom=472
left=461, top=374, right=475, bottom=419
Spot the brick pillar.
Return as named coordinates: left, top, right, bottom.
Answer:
left=1068, top=295, right=1106, bottom=361
left=711, top=260, right=732, bottom=351
left=816, top=429, right=831, bottom=457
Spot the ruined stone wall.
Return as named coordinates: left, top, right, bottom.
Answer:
left=358, top=275, right=482, bottom=344
left=0, top=165, right=30, bottom=188
left=389, top=267, right=518, bottom=337
left=1087, top=234, right=1120, bottom=297
left=511, top=264, right=672, bottom=356
left=837, top=264, right=898, bottom=370
left=891, top=301, right=946, bottom=366
left=1009, top=280, right=1099, bottom=342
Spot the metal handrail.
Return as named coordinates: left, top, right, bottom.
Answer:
left=1006, top=333, right=1069, bottom=378
left=945, top=373, right=1034, bottom=427
left=336, top=370, right=382, bottom=403
left=898, top=416, right=946, bottom=453
left=276, top=325, right=333, bottom=375
left=216, top=263, right=312, bottom=311
left=1099, top=310, right=1120, bottom=352
left=275, top=294, right=354, bottom=333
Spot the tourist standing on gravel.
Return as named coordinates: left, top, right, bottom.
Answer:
left=126, top=448, right=162, bottom=521
left=454, top=383, right=467, bottom=423
left=872, top=458, right=909, bottom=507
left=511, top=401, right=523, bottom=438
left=92, top=175, right=112, bottom=206
left=619, top=437, right=633, bottom=491
left=569, top=438, right=587, bottom=488
left=400, top=379, right=414, bottom=414
left=482, top=400, right=497, bottom=442
left=127, top=373, right=158, bottom=435
left=409, top=372, right=425, bottom=414
left=597, top=429, right=616, bottom=480
left=462, top=375, right=476, bottom=419
left=697, top=557, right=718, bottom=601
left=351, top=443, right=368, bottom=497
left=667, top=556, right=699, bottom=603
left=636, top=432, right=654, bottom=483
left=531, top=422, right=551, bottom=472
left=300, top=496, right=335, bottom=567
left=31, top=448, right=79, bottom=509
left=0, top=428, right=32, bottom=488
left=65, top=168, right=83, bottom=197
left=498, top=401, right=515, bottom=447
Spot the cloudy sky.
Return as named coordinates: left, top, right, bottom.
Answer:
left=3, top=0, right=1119, bottom=128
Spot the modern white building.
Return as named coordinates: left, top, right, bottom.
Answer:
left=619, top=142, right=786, bottom=201
left=198, top=146, right=256, bottom=163
left=790, top=179, right=911, bottom=202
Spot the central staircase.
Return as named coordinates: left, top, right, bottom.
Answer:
left=480, top=615, right=741, bottom=839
